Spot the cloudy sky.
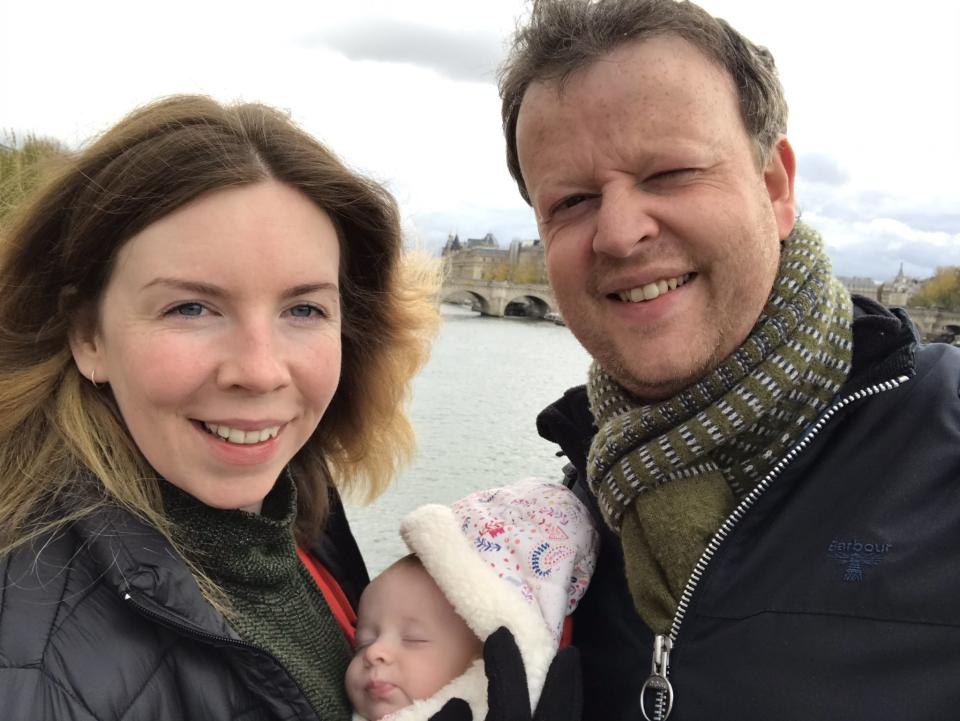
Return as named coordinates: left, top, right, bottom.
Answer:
left=3, top=0, right=958, bottom=281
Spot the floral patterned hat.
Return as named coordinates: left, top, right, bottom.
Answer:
left=399, top=478, right=599, bottom=715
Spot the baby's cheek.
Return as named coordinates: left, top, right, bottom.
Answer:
left=344, top=656, right=364, bottom=703
left=405, top=652, right=456, bottom=700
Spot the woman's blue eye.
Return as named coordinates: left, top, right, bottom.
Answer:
left=172, top=303, right=204, bottom=316
left=290, top=304, right=323, bottom=318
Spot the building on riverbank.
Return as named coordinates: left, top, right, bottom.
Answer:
left=442, top=233, right=547, bottom=284
left=837, top=264, right=923, bottom=307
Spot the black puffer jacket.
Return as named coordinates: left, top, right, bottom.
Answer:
left=538, top=298, right=960, bottom=721
left=0, top=489, right=367, bottom=721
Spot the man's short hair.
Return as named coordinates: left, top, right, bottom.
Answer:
left=499, top=0, right=788, bottom=204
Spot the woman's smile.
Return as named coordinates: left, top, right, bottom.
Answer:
left=194, top=420, right=287, bottom=469
left=198, top=420, right=284, bottom=445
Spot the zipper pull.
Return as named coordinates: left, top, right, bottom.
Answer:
left=640, top=634, right=674, bottom=721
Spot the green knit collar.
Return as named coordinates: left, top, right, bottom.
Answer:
left=161, top=473, right=299, bottom=587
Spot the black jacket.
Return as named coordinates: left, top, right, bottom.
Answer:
left=537, top=298, right=960, bottom=720
left=0, top=489, right=368, bottom=721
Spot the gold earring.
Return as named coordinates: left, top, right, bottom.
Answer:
left=90, top=370, right=100, bottom=388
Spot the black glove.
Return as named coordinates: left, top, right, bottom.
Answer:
left=429, top=626, right=583, bottom=721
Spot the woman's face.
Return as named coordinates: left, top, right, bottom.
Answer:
left=70, top=180, right=342, bottom=512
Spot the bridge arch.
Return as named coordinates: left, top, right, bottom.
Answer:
left=504, top=293, right=552, bottom=319
left=440, top=289, right=491, bottom=315
left=441, top=279, right=558, bottom=318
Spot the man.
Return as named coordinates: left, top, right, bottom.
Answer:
left=498, top=1, right=960, bottom=719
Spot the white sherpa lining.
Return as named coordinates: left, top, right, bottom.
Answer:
left=353, top=658, right=488, bottom=721
left=400, top=504, right=556, bottom=712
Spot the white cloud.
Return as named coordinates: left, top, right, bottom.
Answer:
left=806, top=211, right=960, bottom=280
left=305, top=20, right=505, bottom=82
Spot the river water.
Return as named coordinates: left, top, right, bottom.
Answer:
left=344, top=304, right=592, bottom=576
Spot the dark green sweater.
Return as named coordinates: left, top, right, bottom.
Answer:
left=162, top=476, right=352, bottom=720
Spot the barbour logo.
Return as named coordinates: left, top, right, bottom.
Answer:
left=827, top=539, right=892, bottom=582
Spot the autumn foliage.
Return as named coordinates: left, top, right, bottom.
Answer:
left=911, top=267, right=960, bottom=312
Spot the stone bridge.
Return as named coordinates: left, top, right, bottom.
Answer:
left=902, top=307, right=960, bottom=342
left=441, top=279, right=558, bottom=318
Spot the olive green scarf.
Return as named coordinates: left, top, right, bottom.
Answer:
left=586, top=223, right=853, bottom=634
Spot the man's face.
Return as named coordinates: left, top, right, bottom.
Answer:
left=516, top=36, right=796, bottom=401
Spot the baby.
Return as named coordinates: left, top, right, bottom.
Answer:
left=346, top=555, right=482, bottom=720
left=345, top=479, right=599, bottom=721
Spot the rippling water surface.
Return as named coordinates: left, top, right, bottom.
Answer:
left=344, top=304, right=591, bottom=575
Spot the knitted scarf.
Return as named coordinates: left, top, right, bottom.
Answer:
left=586, top=222, right=853, bottom=634
left=163, top=475, right=352, bottom=720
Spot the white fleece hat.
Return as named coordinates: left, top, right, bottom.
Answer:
left=393, top=478, right=599, bottom=718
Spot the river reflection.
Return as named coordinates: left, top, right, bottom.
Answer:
left=344, top=304, right=591, bottom=575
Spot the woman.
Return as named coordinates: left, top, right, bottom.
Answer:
left=0, top=95, right=437, bottom=720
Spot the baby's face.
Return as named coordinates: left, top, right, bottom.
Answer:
left=346, top=558, right=481, bottom=720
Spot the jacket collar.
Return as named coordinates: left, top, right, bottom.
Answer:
left=537, top=293, right=920, bottom=472
left=845, top=294, right=918, bottom=391
left=73, top=501, right=239, bottom=639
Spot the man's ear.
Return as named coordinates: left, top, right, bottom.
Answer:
left=68, top=316, right=107, bottom=385
left=763, top=136, right=797, bottom=240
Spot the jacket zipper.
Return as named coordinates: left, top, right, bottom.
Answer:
left=121, top=588, right=321, bottom=720
left=639, top=374, right=911, bottom=721
left=122, top=588, right=262, bottom=649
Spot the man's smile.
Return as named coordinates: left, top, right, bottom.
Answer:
left=613, top=273, right=694, bottom=303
